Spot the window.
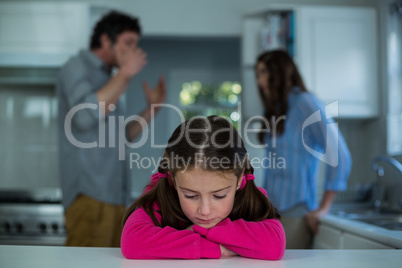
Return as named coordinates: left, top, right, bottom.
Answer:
left=179, top=80, right=242, bottom=128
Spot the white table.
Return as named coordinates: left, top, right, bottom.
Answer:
left=1, top=245, right=401, bottom=268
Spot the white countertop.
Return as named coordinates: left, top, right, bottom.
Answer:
left=320, top=214, right=402, bottom=248
left=1, top=245, right=401, bottom=268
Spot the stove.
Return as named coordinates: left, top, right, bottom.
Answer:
left=0, top=190, right=66, bottom=246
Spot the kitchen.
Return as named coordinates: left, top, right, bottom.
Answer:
left=0, top=0, right=401, bottom=266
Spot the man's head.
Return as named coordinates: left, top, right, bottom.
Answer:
left=90, top=11, right=141, bottom=66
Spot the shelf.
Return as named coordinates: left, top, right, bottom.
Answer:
left=243, top=4, right=298, bottom=17
left=0, top=78, right=56, bottom=86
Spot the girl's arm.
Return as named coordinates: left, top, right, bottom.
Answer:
left=193, top=187, right=285, bottom=260
left=121, top=206, right=221, bottom=259
left=192, top=218, right=285, bottom=260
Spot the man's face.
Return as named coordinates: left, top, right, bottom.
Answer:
left=103, top=31, right=140, bottom=67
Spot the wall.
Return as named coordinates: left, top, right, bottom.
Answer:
left=1, top=0, right=389, bottom=202
left=327, top=0, right=402, bottom=202
left=117, top=0, right=382, bottom=199
left=6, top=0, right=379, bottom=37
left=126, top=37, right=241, bottom=196
left=0, top=68, right=59, bottom=190
left=360, top=0, right=402, bottom=177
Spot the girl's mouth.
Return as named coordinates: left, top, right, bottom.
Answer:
left=197, top=218, right=214, bottom=224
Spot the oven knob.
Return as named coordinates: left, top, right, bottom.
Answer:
left=51, top=223, right=58, bottom=232
left=2, top=222, right=11, bottom=233
left=14, top=222, right=23, bottom=233
left=38, top=223, right=47, bottom=233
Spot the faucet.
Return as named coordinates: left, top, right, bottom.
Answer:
left=371, top=156, right=402, bottom=211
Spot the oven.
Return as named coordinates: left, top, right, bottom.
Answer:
left=0, top=67, right=66, bottom=246
left=0, top=190, right=66, bottom=246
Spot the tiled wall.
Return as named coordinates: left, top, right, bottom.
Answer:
left=0, top=84, right=59, bottom=189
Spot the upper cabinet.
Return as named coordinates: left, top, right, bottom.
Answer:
left=297, top=6, right=378, bottom=118
left=0, top=2, right=112, bottom=67
left=241, top=5, right=379, bottom=119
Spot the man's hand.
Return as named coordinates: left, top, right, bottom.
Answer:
left=143, top=76, right=167, bottom=113
left=220, top=245, right=237, bottom=257
left=116, top=47, right=147, bottom=78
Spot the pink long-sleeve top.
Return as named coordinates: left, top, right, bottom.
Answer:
left=121, top=186, right=286, bottom=260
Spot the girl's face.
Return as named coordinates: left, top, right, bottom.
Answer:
left=174, top=168, right=241, bottom=229
left=256, top=61, right=270, bottom=97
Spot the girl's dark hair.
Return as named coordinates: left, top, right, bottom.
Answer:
left=256, top=50, right=308, bottom=143
left=90, top=11, right=141, bottom=49
left=123, top=116, right=280, bottom=229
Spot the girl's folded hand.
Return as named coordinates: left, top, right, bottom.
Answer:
left=220, top=244, right=237, bottom=257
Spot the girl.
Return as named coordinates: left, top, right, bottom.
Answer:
left=121, top=116, right=286, bottom=259
left=255, top=50, right=351, bottom=248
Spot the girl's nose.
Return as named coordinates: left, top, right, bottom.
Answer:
left=198, top=199, right=211, bottom=216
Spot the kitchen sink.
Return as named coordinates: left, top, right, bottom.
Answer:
left=356, top=217, right=402, bottom=231
left=334, top=209, right=379, bottom=219
left=332, top=207, right=402, bottom=231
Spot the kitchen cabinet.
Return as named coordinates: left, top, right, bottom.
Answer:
left=342, top=232, right=394, bottom=249
left=0, top=2, right=112, bottom=67
left=313, top=224, right=343, bottom=249
left=241, top=5, right=378, bottom=119
left=313, top=222, right=396, bottom=249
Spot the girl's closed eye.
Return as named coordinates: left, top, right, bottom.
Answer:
left=184, top=194, right=226, bottom=199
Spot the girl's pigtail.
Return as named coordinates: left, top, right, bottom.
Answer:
left=231, top=159, right=281, bottom=221
left=155, top=157, right=190, bottom=229
left=244, top=158, right=255, bottom=176
left=122, top=157, right=171, bottom=227
left=158, top=156, right=170, bottom=174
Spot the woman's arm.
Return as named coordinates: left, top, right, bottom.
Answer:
left=306, top=191, right=337, bottom=234
left=192, top=218, right=286, bottom=260
left=298, top=93, right=352, bottom=191
left=298, top=93, right=352, bottom=232
left=121, top=207, right=221, bottom=259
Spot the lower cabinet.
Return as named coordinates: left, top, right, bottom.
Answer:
left=342, top=233, right=394, bottom=249
left=313, top=224, right=343, bottom=249
left=313, top=223, right=395, bottom=249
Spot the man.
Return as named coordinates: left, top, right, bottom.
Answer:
left=56, top=11, right=166, bottom=247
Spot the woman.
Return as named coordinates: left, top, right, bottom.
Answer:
left=255, top=50, right=352, bottom=249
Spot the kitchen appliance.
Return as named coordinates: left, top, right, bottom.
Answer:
left=0, top=67, right=66, bottom=246
left=0, top=189, right=66, bottom=246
